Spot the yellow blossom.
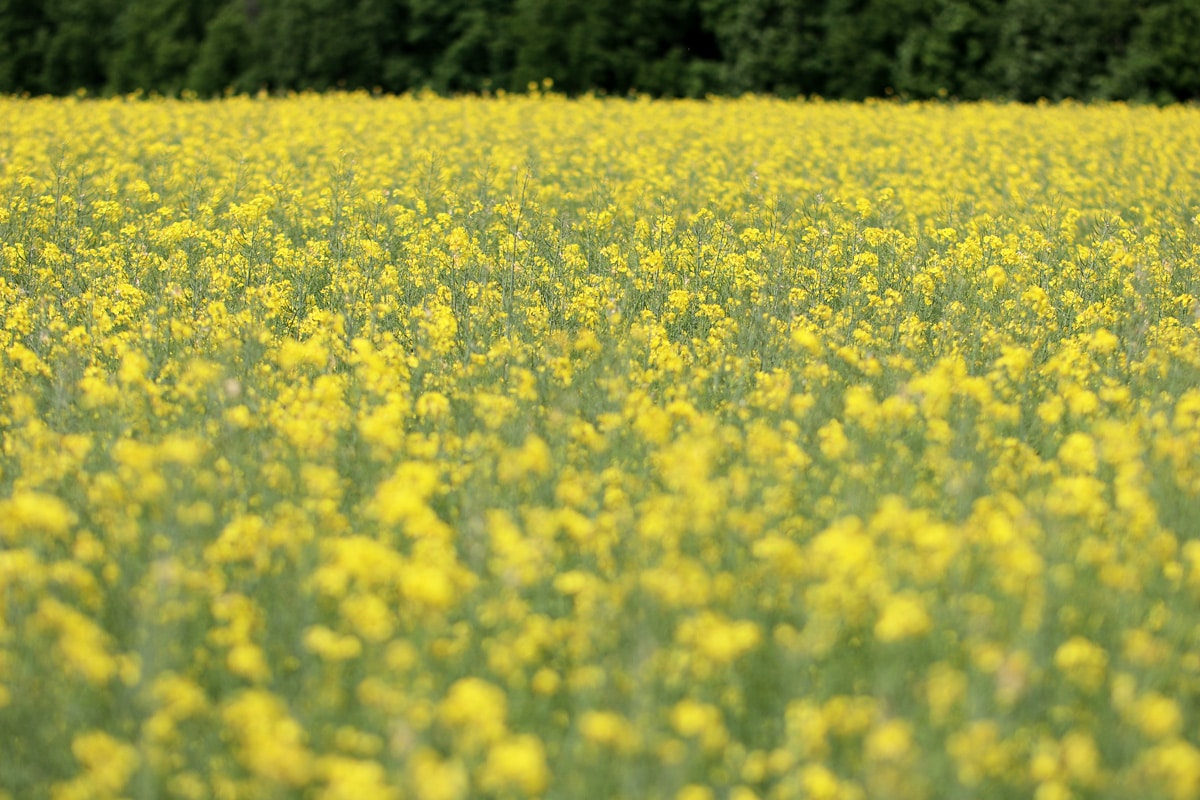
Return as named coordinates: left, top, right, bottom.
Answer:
left=50, top=731, right=140, bottom=800
left=1054, top=636, right=1109, bottom=692
left=480, top=734, right=550, bottom=796
left=580, top=710, right=641, bottom=754
left=1, top=491, right=76, bottom=539
left=1133, top=693, right=1184, bottom=740
left=875, top=592, right=932, bottom=642
left=411, top=749, right=469, bottom=800
left=439, top=677, right=508, bottom=748
left=221, top=690, right=313, bottom=787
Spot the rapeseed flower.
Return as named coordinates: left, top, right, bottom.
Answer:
left=4, top=92, right=1200, bottom=799
left=50, top=731, right=139, bottom=800
left=874, top=591, right=932, bottom=642
left=480, top=734, right=550, bottom=795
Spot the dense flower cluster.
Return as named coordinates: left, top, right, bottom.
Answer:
left=3, top=91, right=1200, bottom=799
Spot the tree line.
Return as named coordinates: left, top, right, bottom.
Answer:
left=2, top=0, right=1198, bottom=102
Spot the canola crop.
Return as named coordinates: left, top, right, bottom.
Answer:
left=3, top=92, right=1200, bottom=799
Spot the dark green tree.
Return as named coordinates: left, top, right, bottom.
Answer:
left=700, top=0, right=826, bottom=96
left=819, top=0, right=928, bottom=99
left=894, top=0, right=1002, bottom=99
left=0, top=0, right=120, bottom=94
left=241, top=0, right=305, bottom=90
left=245, top=0, right=421, bottom=93
left=989, top=0, right=1139, bottom=101
left=604, top=0, right=720, bottom=96
left=187, top=0, right=254, bottom=95
left=4, top=0, right=1200, bottom=101
left=300, top=0, right=381, bottom=90
left=403, top=0, right=515, bottom=93
left=0, top=0, right=50, bottom=93
left=507, top=0, right=612, bottom=93
left=1110, top=0, right=1200, bottom=102
left=40, top=0, right=118, bottom=94
left=507, top=0, right=717, bottom=96
left=107, top=0, right=214, bottom=94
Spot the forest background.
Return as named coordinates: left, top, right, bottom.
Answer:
left=2, top=0, right=1199, bottom=102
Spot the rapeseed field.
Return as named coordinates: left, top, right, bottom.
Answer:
left=3, top=91, right=1200, bottom=799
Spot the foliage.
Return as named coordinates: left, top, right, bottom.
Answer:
left=1, top=0, right=1199, bottom=100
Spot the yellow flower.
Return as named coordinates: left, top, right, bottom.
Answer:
left=925, top=662, right=967, bottom=724
left=303, top=626, right=363, bottom=662
left=370, top=461, right=441, bottom=524
left=1033, top=780, right=1072, bottom=800
left=411, top=748, right=469, bottom=800
left=221, top=690, right=313, bottom=787
left=227, top=642, right=272, bottom=682
left=875, top=592, right=932, bottom=642
left=51, top=731, right=140, bottom=800
left=670, top=699, right=728, bottom=754
left=865, top=719, right=915, bottom=763
left=676, top=612, right=761, bottom=665
left=1060, top=731, right=1100, bottom=786
left=340, top=592, right=395, bottom=642
left=1134, top=693, right=1184, bottom=740
left=532, top=667, right=561, bottom=696
left=1, top=490, right=75, bottom=540
left=580, top=710, right=641, bottom=753
left=33, top=598, right=118, bottom=685
left=843, top=384, right=880, bottom=431
left=315, top=756, right=397, bottom=800
left=799, top=764, right=843, bottom=800
left=947, top=721, right=1012, bottom=785
left=438, top=677, right=508, bottom=748
left=480, top=734, right=550, bottom=796
left=415, top=391, right=451, bottom=420
left=1139, top=739, right=1200, bottom=800
left=400, top=562, right=457, bottom=610
left=1057, top=432, right=1099, bottom=474
left=817, top=418, right=850, bottom=459
left=1054, top=636, right=1109, bottom=692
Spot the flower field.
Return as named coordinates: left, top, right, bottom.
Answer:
left=3, top=92, right=1200, bottom=799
